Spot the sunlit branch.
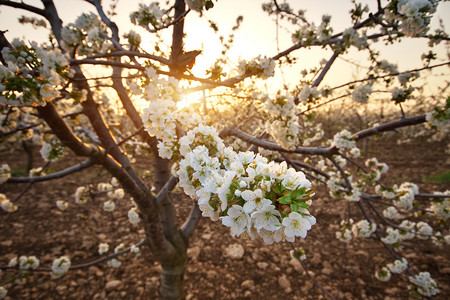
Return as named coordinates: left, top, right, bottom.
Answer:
left=91, top=0, right=119, bottom=41
left=69, top=58, right=237, bottom=88
left=77, top=127, right=101, bottom=145
left=0, top=1, right=46, bottom=18
left=7, top=158, right=95, bottom=183
left=272, top=0, right=309, bottom=25
left=331, top=61, right=450, bottom=92
left=72, top=74, right=139, bottom=81
left=82, top=51, right=171, bottom=65
left=147, top=9, right=191, bottom=33
left=220, top=127, right=337, bottom=155
left=272, top=32, right=387, bottom=62
left=312, top=51, right=340, bottom=87
left=70, top=58, right=145, bottom=70
left=299, top=94, right=349, bottom=115
left=354, top=114, right=427, bottom=140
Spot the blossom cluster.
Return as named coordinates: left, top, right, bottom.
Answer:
left=352, top=83, right=372, bottom=103
left=375, top=267, right=391, bottom=282
left=61, top=12, right=111, bottom=55
left=0, top=193, right=17, bottom=213
left=130, top=3, right=172, bottom=31
left=291, top=15, right=333, bottom=45
left=8, top=256, right=40, bottom=270
left=0, top=40, right=71, bottom=105
left=237, top=55, right=275, bottom=79
left=51, top=256, right=71, bottom=279
left=186, top=0, right=215, bottom=12
left=379, top=259, right=408, bottom=281
left=0, top=163, right=10, bottom=184
left=429, top=191, right=450, bottom=220
left=123, top=30, right=142, bottom=50
left=104, top=242, right=140, bottom=268
left=40, top=140, right=67, bottom=162
left=409, top=272, right=440, bottom=297
left=426, top=102, right=450, bottom=130
left=341, top=27, right=367, bottom=50
left=365, top=157, right=389, bottom=182
left=74, top=186, right=89, bottom=204
left=385, top=0, right=438, bottom=37
left=8, top=255, right=71, bottom=279
left=262, top=95, right=300, bottom=150
left=298, top=84, right=321, bottom=103
left=381, top=219, right=433, bottom=245
left=352, top=219, right=377, bottom=238
left=141, top=67, right=202, bottom=159
left=332, top=129, right=356, bottom=149
left=172, top=124, right=316, bottom=244
left=387, top=257, right=408, bottom=274
left=335, top=218, right=377, bottom=242
left=393, top=182, right=419, bottom=211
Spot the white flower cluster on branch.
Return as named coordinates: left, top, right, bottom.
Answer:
left=0, top=40, right=72, bottom=106
left=237, top=55, right=275, bottom=79
left=61, top=12, right=112, bottom=55
left=173, top=126, right=316, bottom=244
left=262, top=95, right=300, bottom=150
left=385, top=0, right=438, bottom=37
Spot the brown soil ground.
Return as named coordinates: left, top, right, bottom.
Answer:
left=0, top=134, right=449, bottom=300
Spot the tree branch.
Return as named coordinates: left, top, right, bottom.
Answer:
left=6, top=158, right=95, bottom=183
left=0, top=1, right=46, bottom=18
left=312, top=51, right=340, bottom=87
left=220, top=127, right=336, bottom=156
left=354, top=114, right=427, bottom=140
left=180, top=202, right=201, bottom=240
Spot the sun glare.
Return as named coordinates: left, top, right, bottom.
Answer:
left=178, top=91, right=205, bottom=109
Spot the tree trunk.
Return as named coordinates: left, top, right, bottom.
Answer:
left=159, top=253, right=187, bottom=300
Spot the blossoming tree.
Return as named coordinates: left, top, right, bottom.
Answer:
left=0, top=0, right=449, bottom=299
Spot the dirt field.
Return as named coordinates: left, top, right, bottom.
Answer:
left=0, top=134, right=449, bottom=299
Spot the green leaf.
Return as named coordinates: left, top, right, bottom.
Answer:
left=291, top=188, right=306, bottom=200
left=272, top=183, right=284, bottom=194
left=291, top=203, right=298, bottom=212
left=278, top=195, right=292, bottom=204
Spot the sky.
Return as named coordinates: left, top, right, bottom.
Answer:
left=0, top=0, right=449, bottom=95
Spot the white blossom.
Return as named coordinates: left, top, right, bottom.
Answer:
left=128, top=207, right=141, bottom=224
left=1, top=194, right=17, bottom=212
left=387, top=258, right=408, bottom=274
left=98, top=243, right=109, bottom=255
left=375, top=267, right=391, bottom=282
left=282, top=212, right=312, bottom=238
left=51, top=256, right=71, bottom=279
left=0, top=164, right=11, bottom=184
left=409, top=272, right=439, bottom=297
left=19, top=255, right=40, bottom=270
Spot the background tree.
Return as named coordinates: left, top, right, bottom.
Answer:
left=0, top=0, right=449, bottom=299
